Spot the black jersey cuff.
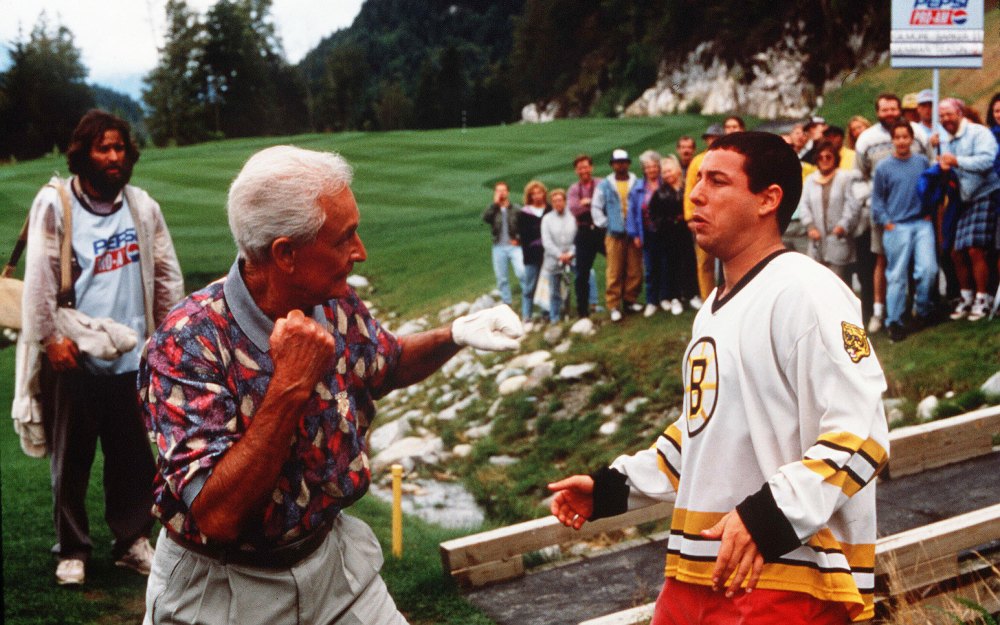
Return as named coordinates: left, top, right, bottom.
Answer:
left=735, top=483, right=802, bottom=562
left=589, top=466, right=630, bottom=520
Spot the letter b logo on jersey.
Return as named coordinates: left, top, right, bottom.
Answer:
left=684, top=338, right=718, bottom=436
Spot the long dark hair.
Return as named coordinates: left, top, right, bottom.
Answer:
left=66, top=109, right=140, bottom=176
left=986, top=92, right=1000, bottom=128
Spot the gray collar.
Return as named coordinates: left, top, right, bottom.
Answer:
left=222, top=260, right=326, bottom=352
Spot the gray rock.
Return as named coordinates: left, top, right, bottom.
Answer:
left=469, top=294, right=498, bottom=314
left=553, top=340, right=572, bottom=354
left=508, top=350, right=552, bottom=369
left=981, top=371, right=1000, bottom=398
left=543, top=325, right=564, bottom=345
left=487, top=397, right=502, bottom=418
left=916, top=395, right=939, bottom=421
left=569, top=318, right=595, bottom=336
left=369, top=417, right=412, bottom=453
left=559, top=362, right=597, bottom=380
left=600, top=404, right=615, bottom=417
left=599, top=420, right=619, bottom=436
left=887, top=407, right=905, bottom=423
left=625, top=397, right=650, bottom=414
left=452, top=444, right=473, bottom=458
left=528, top=362, right=555, bottom=383
left=496, top=367, right=526, bottom=386
left=438, top=300, right=472, bottom=323
left=488, top=455, right=519, bottom=466
left=438, top=393, right=480, bottom=421
left=395, top=317, right=429, bottom=336
left=346, top=275, right=370, bottom=289
left=372, top=436, right=444, bottom=472
left=465, top=422, right=493, bottom=439
left=499, top=375, right=529, bottom=395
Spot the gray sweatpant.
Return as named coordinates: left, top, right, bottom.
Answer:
left=144, top=514, right=408, bottom=625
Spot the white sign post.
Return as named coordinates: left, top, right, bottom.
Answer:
left=891, top=0, right=984, bottom=139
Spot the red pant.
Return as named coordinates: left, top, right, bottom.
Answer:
left=652, top=578, right=849, bottom=625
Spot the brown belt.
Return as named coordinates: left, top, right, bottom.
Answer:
left=166, top=519, right=333, bottom=569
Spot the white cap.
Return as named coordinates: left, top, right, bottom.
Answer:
left=610, top=149, right=630, bottom=163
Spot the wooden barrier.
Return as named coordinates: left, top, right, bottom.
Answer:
left=440, top=502, right=673, bottom=588
left=440, top=405, right=1000, bottom=589
left=885, top=404, right=1000, bottom=478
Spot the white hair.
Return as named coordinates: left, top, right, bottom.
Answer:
left=639, top=150, right=663, bottom=167
left=227, top=145, right=354, bottom=263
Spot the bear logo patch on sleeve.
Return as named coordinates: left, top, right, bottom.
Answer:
left=841, top=321, right=871, bottom=363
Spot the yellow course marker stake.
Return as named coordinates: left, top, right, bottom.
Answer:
left=391, top=464, right=403, bottom=558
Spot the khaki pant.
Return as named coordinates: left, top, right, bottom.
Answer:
left=694, top=243, right=717, bottom=301
left=144, top=515, right=407, bottom=625
left=605, top=235, right=643, bottom=310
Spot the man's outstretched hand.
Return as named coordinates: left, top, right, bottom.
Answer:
left=547, top=475, right=595, bottom=530
left=451, top=304, right=523, bottom=351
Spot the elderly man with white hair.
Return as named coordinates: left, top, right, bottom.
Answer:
left=934, top=98, right=1000, bottom=321
left=139, top=145, right=522, bottom=625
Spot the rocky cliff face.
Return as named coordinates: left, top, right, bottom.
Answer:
left=625, top=42, right=816, bottom=120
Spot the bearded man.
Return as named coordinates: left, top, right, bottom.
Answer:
left=20, top=109, right=184, bottom=586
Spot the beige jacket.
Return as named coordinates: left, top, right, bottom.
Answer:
left=12, top=176, right=184, bottom=457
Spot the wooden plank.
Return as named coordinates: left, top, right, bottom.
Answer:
left=450, top=556, right=525, bottom=589
left=887, top=405, right=1000, bottom=478
left=875, top=503, right=1000, bottom=573
left=578, top=602, right=655, bottom=625
left=440, top=502, right=673, bottom=574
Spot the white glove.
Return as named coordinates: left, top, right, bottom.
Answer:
left=451, top=304, right=523, bottom=351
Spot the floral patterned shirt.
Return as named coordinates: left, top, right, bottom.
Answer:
left=140, top=260, right=401, bottom=548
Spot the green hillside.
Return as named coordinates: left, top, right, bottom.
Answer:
left=817, top=8, right=1000, bottom=127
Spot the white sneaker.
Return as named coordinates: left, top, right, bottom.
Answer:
left=689, top=296, right=703, bottom=310
left=659, top=299, right=672, bottom=312
left=643, top=303, right=657, bottom=317
left=56, top=558, right=85, bottom=585
left=670, top=299, right=683, bottom=315
left=950, top=300, right=972, bottom=320
left=867, top=314, right=883, bottom=334
left=115, top=537, right=155, bottom=576
left=628, top=302, right=644, bottom=313
left=968, top=299, right=990, bottom=321
left=610, top=309, right=623, bottom=322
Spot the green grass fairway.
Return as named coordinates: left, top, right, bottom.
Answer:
left=1, top=116, right=706, bottom=318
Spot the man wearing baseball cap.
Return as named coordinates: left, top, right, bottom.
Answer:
left=591, top=149, right=641, bottom=321
left=916, top=89, right=936, bottom=135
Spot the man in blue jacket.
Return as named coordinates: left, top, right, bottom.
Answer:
left=591, top=149, right=640, bottom=322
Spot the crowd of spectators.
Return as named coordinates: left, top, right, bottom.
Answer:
left=484, top=91, right=1000, bottom=339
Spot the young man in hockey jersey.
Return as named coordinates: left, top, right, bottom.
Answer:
left=549, top=132, right=889, bottom=624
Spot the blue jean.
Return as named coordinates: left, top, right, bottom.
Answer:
left=883, top=220, right=937, bottom=326
left=547, top=266, right=575, bottom=322
left=522, top=264, right=541, bottom=320
left=642, top=232, right=670, bottom=305
left=491, top=244, right=525, bottom=306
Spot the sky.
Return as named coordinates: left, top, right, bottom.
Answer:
left=0, top=0, right=364, bottom=99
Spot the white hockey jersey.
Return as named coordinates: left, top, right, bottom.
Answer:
left=602, top=250, right=889, bottom=621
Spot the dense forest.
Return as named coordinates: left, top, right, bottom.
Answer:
left=2, top=0, right=893, bottom=157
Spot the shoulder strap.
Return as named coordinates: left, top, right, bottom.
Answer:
left=46, top=176, right=75, bottom=307
left=2, top=215, right=30, bottom=279
left=122, top=185, right=155, bottom=333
